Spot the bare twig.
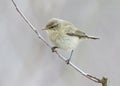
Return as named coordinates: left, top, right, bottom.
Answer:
left=11, top=0, right=108, bottom=86
left=11, top=0, right=51, bottom=48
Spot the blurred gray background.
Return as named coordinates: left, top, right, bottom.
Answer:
left=0, top=0, right=120, bottom=86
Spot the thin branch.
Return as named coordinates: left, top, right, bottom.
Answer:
left=11, top=0, right=108, bottom=86
left=11, top=0, right=51, bottom=48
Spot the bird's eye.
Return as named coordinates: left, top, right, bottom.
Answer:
left=50, top=24, right=58, bottom=29
left=50, top=26, right=55, bottom=28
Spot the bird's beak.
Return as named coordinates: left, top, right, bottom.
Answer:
left=42, top=28, right=46, bottom=30
left=42, top=27, right=48, bottom=30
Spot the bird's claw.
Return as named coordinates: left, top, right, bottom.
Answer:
left=65, top=58, right=71, bottom=64
left=51, top=46, right=58, bottom=52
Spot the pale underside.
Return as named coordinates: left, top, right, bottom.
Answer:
left=49, top=32, right=80, bottom=50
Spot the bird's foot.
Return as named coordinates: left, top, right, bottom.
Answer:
left=65, top=58, right=71, bottom=64
left=51, top=46, right=58, bottom=52
left=65, top=50, right=73, bottom=64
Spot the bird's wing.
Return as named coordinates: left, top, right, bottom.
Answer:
left=66, top=30, right=99, bottom=39
left=62, top=22, right=94, bottom=39
left=66, top=28, right=87, bottom=39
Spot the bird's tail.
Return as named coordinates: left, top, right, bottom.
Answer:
left=86, top=36, right=99, bottom=40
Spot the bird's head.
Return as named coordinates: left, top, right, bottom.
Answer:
left=44, top=18, right=62, bottom=31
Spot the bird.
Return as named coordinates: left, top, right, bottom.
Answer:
left=44, top=18, right=99, bottom=64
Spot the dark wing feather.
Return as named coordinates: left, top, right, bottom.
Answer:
left=66, top=30, right=88, bottom=39
left=63, top=23, right=99, bottom=39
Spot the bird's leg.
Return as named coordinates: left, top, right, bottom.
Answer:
left=66, top=50, right=74, bottom=64
left=51, top=46, right=58, bottom=52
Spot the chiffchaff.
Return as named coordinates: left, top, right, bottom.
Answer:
left=44, top=18, right=99, bottom=63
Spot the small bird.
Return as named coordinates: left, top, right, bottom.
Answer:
left=44, top=18, right=99, bottom=64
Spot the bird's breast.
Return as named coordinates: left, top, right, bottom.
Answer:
left=49, top=32, right=79, bottom=50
